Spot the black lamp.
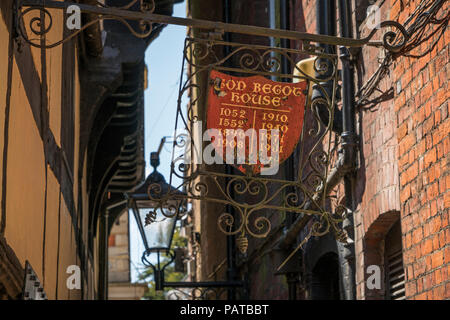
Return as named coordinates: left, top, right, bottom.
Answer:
left=128, top=143, right=186, bottom=291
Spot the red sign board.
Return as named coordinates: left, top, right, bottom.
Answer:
left=206, top=69, right=307, bottom=175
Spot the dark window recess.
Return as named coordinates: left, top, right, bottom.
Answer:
left=311, top=252, right=340, bottom=300
left=385, top=220, right=406, bottom=300
left=61, top=14, right=75, bottom=176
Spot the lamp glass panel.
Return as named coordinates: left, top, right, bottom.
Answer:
left=137, top=207, right=177, bottom=249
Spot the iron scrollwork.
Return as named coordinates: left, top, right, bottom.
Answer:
left=16, top=0, right=410, bottom=52
left=143, top=36, right=348, bottom=251
left=15, top=0, right=412, bottom=251
left=17, top=0, right=156, bottom=48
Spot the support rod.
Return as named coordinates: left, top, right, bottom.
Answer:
left=20, top=0, right=390, bottom=48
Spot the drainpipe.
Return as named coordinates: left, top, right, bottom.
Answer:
left=277, top=0, right=357, bottom=300
left=337, top=0, right=357, bottom=300
left=314, top=0, right=357, bottom=300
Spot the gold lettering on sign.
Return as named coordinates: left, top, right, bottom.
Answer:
left=207, top=70, right=307, bottom=175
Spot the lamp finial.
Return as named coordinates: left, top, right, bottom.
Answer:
left=150, top=151, right=160, bottom=171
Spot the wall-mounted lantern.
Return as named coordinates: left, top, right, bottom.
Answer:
left=127, top=144, right=243, bottom=297
left=128, top=147, right=186, bottom=291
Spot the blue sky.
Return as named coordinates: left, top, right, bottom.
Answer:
left=129, top=1, right=187, bottom=283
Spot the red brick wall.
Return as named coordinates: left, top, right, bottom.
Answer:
left=279, top=0, right=448, bottom=300
left=390, top=0, right=449, bottom=300
left=353, top=0, right=403, bottom=299
left=300, top=0, right=450, bottom=300
left=188, top=0, right=449, bottom=300
left=354, top=0, right=449, bottom=300
left=290, top=0, right=402, bottom=300
left=295, top=0, right=316, bottom=34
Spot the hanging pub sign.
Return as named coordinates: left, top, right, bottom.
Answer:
left=206, top=69, right=307, bottom=175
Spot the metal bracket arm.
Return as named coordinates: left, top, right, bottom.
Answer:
left=18, top=0, right=409, bottom=51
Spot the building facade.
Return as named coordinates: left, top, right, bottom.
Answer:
left=0, top=0, right=178, bottom=300
left=0, top=0, right=447, bottom=301
left=183, top=0, right=449, bottom=300
left=108, top=211, right=147, bottom=300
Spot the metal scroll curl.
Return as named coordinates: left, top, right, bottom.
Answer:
left=16, top=0, right=410, bottom=54
left=145, top=182, right=186, bottom=220
left=139, top=37, right=347, bottom=253
left=15, top=0, right=412, bottom=252
left=17, top=0, right=156, bottom=49
left=184, top=38, right=337, bottom=82
left=141, top=247, right=175, bottom=275
left=364, top=20, right=410, bottom=53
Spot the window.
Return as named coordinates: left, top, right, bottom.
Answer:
left=384, top=220, right=406, bottom=300
left=311, top=252, right=340, bottom=300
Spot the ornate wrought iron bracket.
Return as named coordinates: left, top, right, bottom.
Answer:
left=15, top=0, right=411, bottom=251
left=16, top=0, right=409, bottom=52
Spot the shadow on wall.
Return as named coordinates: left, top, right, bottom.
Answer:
left=303, top=232, right=341, bottom=300
left=311, top=252, right=340, bottom=300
